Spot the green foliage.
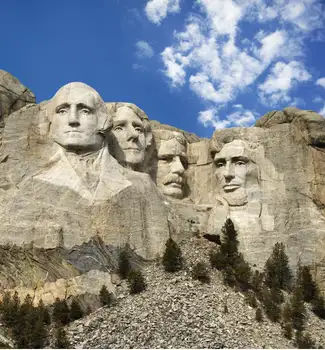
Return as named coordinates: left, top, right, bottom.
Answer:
left=290, top=287, right=306, bottom=331
left=282, top=323, right=293, bottom=339
left=118, top=247, right=132, bottom=279
left=264, top=242, right=292, bottom=291
left=251, top=270, right=264, bottom=294
left=295, top=331, right=316, bottom=349
left=233, top=254, right=252, bottom=291
left=53, top=298, right=70, bottom=325
left=69, top=298, right=83, bottom=321
left=255, top=307, right=263, bottom=322
left=209, top=249, right=227, bottom=270
left=192, top=261, right=210, bottom=283
left=222, top=266, right=236, bottom=287
left=99, top=285, right=113, bottom=306
left=37, top=299, right=51, bottom=325
left=311, top=292, right=325, bottom=319
left=127, top=269, right=147, bottom=294
left=296, top=265, right=317, bottom=303
left=55, top=327, right=70, bottom=349
left=219, top=218, right=239, bottom=265
left=261, top=288, right=281, bottom=322
left=162, top=238, right=183, bottom=273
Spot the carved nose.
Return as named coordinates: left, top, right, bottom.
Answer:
left=127, top=127, right=138, bottom=141
left=224, top=163, right=234, bottom=179
left=68, top=106, right=80, bottom=127
left=171, top=156, right=185, bottom=174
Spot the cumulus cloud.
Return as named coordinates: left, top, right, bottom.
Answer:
left=258, top=61, right=311, bottom=105
left=156, top=0, right=324, bottom=129
left=135, top=40, right=154, bottom=59
left=198, top=105, right=256, bottom=129
left=319, top=104, right=325, bottom=117
left=145, top=0, right=181, bottom=25
left=316, top=77, right=325, bottom=89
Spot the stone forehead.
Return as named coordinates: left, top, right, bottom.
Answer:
left=107, top=102, right=149, bottom=123
left=52, top=82, right=103, bottom=104
left=215, top=140, right=250, bottom=159
left=153, top=130, right=187, bottom=146
left=158, top=138, right=187, bottom=157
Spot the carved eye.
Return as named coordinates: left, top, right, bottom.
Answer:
left=113, top=125, right=123, bottom=131
left=235, top=160, right=247, bottom=166
left=160, top=156, right=172, bottom=163
left=57, top=108, right=68, bottom=115
left=134, top=126, right=143, bottom=133
left=215, top=162, right=225, bottom=168
left=80, top=108, right=91, bottom=115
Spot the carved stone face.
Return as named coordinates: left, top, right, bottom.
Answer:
left=156, top=138, right=187, bottom=199
left=50, top=84, right=104, bottom=152
left=214, top=140, right=257, bottom=206
left=109, top=106, right=146, bottom=169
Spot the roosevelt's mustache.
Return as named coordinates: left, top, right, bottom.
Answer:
left=163, top=174, right=184, bottom=185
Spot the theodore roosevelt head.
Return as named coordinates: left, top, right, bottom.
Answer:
left=154, top=130, right=187, bottom=200
left=48, top=82, right=110, bottom=153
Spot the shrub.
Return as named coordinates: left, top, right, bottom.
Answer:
left=192, top=262, right=210, bottom=283
left=99, top=285, right=113, bottom=306
left=290, top=287, right=306, bottom=331
left=261, top=288, right=280, bottom=322
left=295, top=331, right=316, bottom=349
left=255, top=307, right=263, bottom=322
left=70, top=298, right=83, bottom=321
left=222, top=266, right=236, bottom=287
left=162, top=238, right=183, bottom=273
left=311, top=292, right=325, bottom=319
left=282, top=323, right=293, bottom=339
left=128, top=270, right=146, bottom=294
left=209, top=249, right=227, bottom=270
left=251, top=270, right=264, bottom=293
left=233, top=254, right=252, bottom=291
left=219, top=219, right=239, bottom=265
left=37, top=299, right=51, bottom=325
left=55, top=327, right=70, bottom=349
left=118, top=247, right=132, bottom=279
left=264, top=242, right=292, bottom=291
left=245, top=291, right=257, bottom=308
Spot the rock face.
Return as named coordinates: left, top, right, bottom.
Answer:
left=1, top=70, right=325, bottom=305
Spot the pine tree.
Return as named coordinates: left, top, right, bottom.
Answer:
left=55, top=327, right=70, bottom=349
left=295, top=331, right=316, bottom=349
left=118, top=247, right=132, bottom=279
left=296, top=265, right=317, bottom=302
left=264, top=242, right=292, bottom=291
left=283, top=323, right=293, bottom=339
left=70, top=298, right=83, bottom=321
left=99, top=285, right=113, bottom=306
left=261, top=288, right=280, bottom=322
left=209, top=249, right=227, bottom=270
left=290, top=287, right=306, bottom=331
left=30, top=318, right=47, bottom=349
left=38, top=299, right=51, bottom=325
left=233, top=254, right=252, bottom=291
left=311, top=291, right=325, bottom=319
left=162, top=238, right=183, bottom=273
left=220, top=218, right=239, bottom=266
left=127, top=269, right=146, bottom=294
left=255, top=307, right=263, bottom=322
left=53, top=298, right=70, bottom=325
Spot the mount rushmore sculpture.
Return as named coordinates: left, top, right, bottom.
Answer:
left=1, top=70, right=325, bottom=303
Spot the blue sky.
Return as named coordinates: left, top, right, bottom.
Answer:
left=1, top=0, right=324, bottom=138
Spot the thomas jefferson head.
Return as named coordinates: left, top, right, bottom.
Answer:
left=48, top=82, right=110, bottom=153
left=107, top=103, right=152, bottom=171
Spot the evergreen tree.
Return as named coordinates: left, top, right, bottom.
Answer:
left=53, top=298, right=70, bottom=325
left=127, top=269, right=146, bottom=294
left=264, top=242, right=292, bottom=291
left=55, top=327, right=70, bottom=349
left=233, top=254, right=252, bottom=291
left=245, top=291, right=257, bottom=308
left=290, top=287, right=306, bottom=331
left=222, top=266, right=236, bottom=287
left=30, top=318, right=47, bottom=349
left=255, top=307, right=263, bottom=322
left=261, top=288, right=280, bottom=322
left=99, top=285, right=113, bottom=306
left=311, top=291, right=325, bottom=319
left=70, top=298, right=83, bottom=321
left=209, top=249, right=227, bottom=270
left=251, top=270, right=264, bottom=294
left=282, top=323, right=293, bottom=340
left=37, top=299, right=51, bottom=325
left=219, top=218, right=239, bottom=266
left=118, top=246, right=132, bottom=279
left=296, top=265, right=317, bottom=302
left=192, top=261, right=210, bottom=283
left=162, top=238, right=183, bottom=273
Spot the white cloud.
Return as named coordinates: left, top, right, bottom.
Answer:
left=319, top=104, right=325, bottom=117
left=157, top=0, right=324, bottom=128
left=198, top=106, right=256, bottom=129
left=259, top=61, right=311, bottom=105
left=145, top=0, right=181, bottom=25
left=135, top=41, right=154, bottom=59
left=316, top=77, right=325, bottom=89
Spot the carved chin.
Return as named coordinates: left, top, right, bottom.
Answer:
left=124, top=149, right=144, bottom=165
left=162, top=184, right=184, bottom=199
left=222, top=188, right=247, bottom=206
